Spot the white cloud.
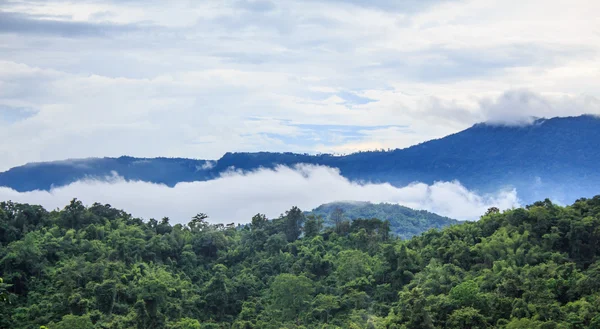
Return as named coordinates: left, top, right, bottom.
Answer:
left=198, top=160, right=216, bottom=170
left=0, top=165, right=520, bottom=222
left=479, top=90, right=600, bottom=125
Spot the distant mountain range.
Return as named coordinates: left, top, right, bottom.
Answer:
left=305, top=201, right=458, bottom=240
left=1, top=115, right=599, bottom=204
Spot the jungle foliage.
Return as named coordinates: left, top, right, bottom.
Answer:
left=1, top=195, right=600, bottom=328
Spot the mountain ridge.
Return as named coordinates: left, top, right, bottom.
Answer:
left=1, top=114, right=599, bottom=204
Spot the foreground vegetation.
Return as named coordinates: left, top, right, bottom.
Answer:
left=1, top=196, right=600, bottom=328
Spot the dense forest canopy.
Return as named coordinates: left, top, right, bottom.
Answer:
left=1, top=195, right=600, bottom=328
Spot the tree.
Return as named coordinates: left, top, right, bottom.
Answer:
left=284, top=206, right=305, bottom=242
left=485, top=207, right=500, bottom=216
left=505, top=318, right=542, bottom=329
left=335, top=250, right=376, bottom=284
left=0, top=277, right=10, bottom=303
left=392, top=288, right=435, bottom=329
left=449, top=280, right=480, bottom=308
left=156, top=217, right=173, bottom=235
left=304, top=215, right=322, bottom=238
left=189, top=213, right=209, bottom=231
left=48, top=315, right=94, bottom=329
left=202, top=264, right=232, bottom=320
left=312, top=294, right=339, bottom=323
left=251, top=213, right=267, bottom=230
left=446, top=307, right=488, bottom=329
left=167, top=318, right=202, bottom=329
left=95, top=279, right=117, bottom=315
left=265, top=232, right=287, bottom=254
left=59, top=198, right=87, bottom=229
left=332, top=207, right=345, bottom=233
left=270, top=273, right=314, bottom=321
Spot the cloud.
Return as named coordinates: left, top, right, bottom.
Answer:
left=392, top=89, right=600, bottom=128
left=312, top=0, right=450, bottom=12
left=479, top=90, right=600, bottom=126
left=0, top=10, right=146, bottom=37
left=0, top=105, right=38, bottom=124
left=0, top=165, right=520, bottom=223
left=236, top=0, right=276, bottom=12
left=198, top=160, right=216, bottom=170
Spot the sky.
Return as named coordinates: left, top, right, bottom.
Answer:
left=0, top=0, right=599, bottom=222
left=0, top=0, right=599, bottom=171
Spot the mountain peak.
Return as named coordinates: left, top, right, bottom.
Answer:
left=475, top=114, right=599, bottom=128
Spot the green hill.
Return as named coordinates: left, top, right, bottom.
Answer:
left=306, top=201, right=459, bottom=240
left=1, top=196, right=600, bottom=328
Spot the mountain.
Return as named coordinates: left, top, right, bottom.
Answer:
left=305, top=201, right=458, bottom=240
left=0, top=156, right=211, bottom=192
left=1, top=115, right=599, bottom=203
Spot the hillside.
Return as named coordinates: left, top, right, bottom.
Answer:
left=0, top=156, right=211, bottom=192
left=1, top=196, right=600, bottom=328
left=1, top=115, right=599, bottom=203
left=306, top=202, right=459, bottom=240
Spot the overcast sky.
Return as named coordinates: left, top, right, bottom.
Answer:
left=1, top=0, right=600, bottom=171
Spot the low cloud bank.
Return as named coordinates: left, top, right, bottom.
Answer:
left=0, top=165, right=520, bottom=223
left=480, top=90, right=600, bottom=126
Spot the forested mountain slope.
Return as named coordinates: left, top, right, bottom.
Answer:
left=306, top=201, right=458, bottom=239
left=0, top=156, right=208, bottom=192
left=2, top=195, right=600, bottom=328
left=1, top=115, right=599, bottom=204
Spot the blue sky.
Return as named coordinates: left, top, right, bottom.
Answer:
left=0, top=0, right=599, bottom=171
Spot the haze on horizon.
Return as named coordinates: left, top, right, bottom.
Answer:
left=0, top=0, right=599, bottom=171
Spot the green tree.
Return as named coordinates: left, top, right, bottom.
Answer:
left=0, top=277, right=9, bottom=303
left=335, top=250, right=378, bottom=284
left=505, top=318, right=542, bottom=329
left=167, top=318, right=202, bottom=329
left=331, top=207, right=345, bottom=233
left=449, top=280, right=480, bottom=308
left=269, top=273, right=314, bottom=321
left=304, top=215, right=322, bottom=238
left=391, top=288, right=435, bottom=329
left=284, top=206, right=305, bottom=242
left=251, top=213, right=267, bottom=230
left=202, top=264, right=232, bottom=320
left=312, top=294, right=339, bottom=323
left=48, top=314, right=94, bottom=329
left=446, top=307, right=488, bottom=329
